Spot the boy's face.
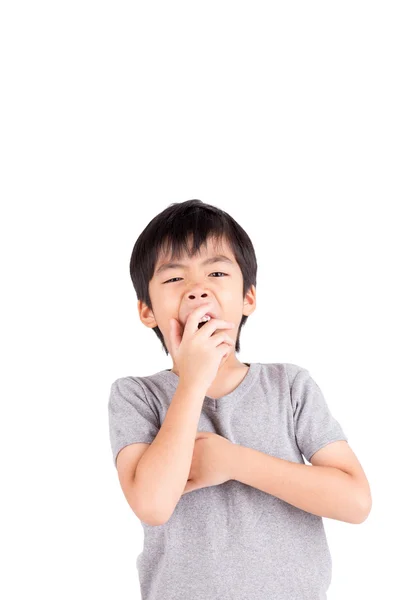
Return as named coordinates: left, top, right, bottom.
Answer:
left=141, top=235, right=256, bottom=350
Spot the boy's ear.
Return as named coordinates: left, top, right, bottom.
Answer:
left=137, top=300, right=158, bottom=329
left=243, top=284, right=256, bottom=317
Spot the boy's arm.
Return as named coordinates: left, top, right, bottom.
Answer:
left=228, top=442, right=372, bottom=524
left=132, top=380, right=207, bottom=526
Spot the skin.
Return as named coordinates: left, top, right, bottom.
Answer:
left=181, top=430, right=236, bottom=494
left=138, top=234, right=257, bottom=400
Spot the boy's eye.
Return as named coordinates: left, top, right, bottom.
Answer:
left=163, top=272, right=228, bottom=284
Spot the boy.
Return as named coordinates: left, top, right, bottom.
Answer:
left=108, top=199, right=372, bottom=600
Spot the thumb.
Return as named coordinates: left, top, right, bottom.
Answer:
left=168, top=318, right=182, bottom=354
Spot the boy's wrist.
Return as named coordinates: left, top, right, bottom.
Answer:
left=227, top=442, right=242, bottom=481
left=177, top=378, right=209, bottom=399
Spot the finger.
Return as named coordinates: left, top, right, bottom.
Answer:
left=218, top=341, right=235, bottom=359
left=210, top=332, right=236, bottom=347
left=198, top=317, right=236, bottom=335
left=183, top=302, right=214, bottom=336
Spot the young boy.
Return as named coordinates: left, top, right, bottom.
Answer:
left=108, top=198, right=371, bottom=600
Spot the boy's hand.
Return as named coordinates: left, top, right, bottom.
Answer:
left=182, top=431, right=236, bottom=495
left=166, top=303, right=236, bottom=392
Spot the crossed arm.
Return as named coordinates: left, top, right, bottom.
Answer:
left=228, top=440, right=372, bottom=524
left=182, top=433, right=372, bottom=525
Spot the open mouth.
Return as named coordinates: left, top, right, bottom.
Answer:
left=197, top=314, right=212, bottom=329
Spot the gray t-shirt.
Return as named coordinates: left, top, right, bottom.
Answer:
left=108, top=362, right=348, bottom=600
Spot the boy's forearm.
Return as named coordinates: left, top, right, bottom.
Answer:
left=133, top=380, right=206, bottom=525
left=230, top=444, right=370, bottom=524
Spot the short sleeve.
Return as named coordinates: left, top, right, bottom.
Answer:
left=108, top=376, right=160, bottom=468
left=290, top=367, right=348, bottom=462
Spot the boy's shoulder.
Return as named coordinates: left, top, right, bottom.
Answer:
left=280, top=361, right=306, bottom=379
left=257, top=361, right=305, bottom=383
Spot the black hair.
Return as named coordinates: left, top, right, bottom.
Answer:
left=129, top=199, right=257, bottom=355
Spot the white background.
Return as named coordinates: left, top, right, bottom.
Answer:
left=1, top=1, right=398, bottom=598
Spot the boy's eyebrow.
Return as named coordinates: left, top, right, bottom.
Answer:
left=155, top=254, right=234, bottom=275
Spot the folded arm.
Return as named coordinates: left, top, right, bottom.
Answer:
left=229, top=441, right=372, bottom=524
